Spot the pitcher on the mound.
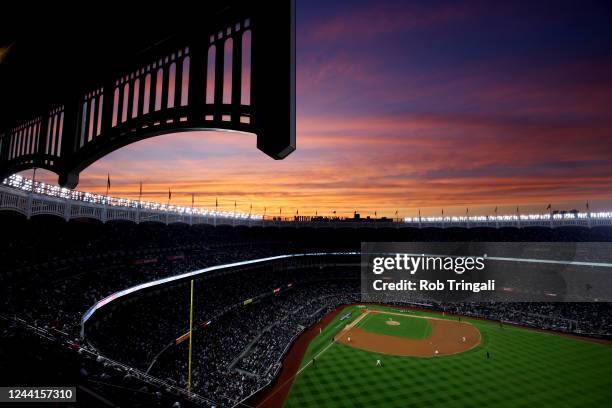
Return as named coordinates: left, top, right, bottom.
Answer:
left=376, top=359, right=382, bottom=367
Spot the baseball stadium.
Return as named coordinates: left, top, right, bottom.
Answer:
left=2, top=1, right=612, bottom=407
left=1, top=211, right=611, bottom=407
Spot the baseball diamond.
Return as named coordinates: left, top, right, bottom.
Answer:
left=253, top=304, right=612, bottom=408
left=334, top=309, right=480, bottom=357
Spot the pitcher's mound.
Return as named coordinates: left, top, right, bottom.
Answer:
left=386, top=320, right=401, bottom=326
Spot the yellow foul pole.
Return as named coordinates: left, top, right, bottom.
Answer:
left=187, top=279, right=194, bottom=393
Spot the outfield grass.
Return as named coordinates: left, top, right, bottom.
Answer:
left=357, top=312, right=432, bottom=340
left=286, top=305, right=612, bottom=407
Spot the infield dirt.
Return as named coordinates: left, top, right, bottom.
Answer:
left=335, top=309, right=481, bottom=357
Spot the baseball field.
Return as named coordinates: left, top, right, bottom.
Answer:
left=281, top=305, right=612, bottom=407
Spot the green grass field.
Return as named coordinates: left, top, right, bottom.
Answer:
left=285, top=305, right=612, bottom=407
left=356, top=311, right=432, bottom=340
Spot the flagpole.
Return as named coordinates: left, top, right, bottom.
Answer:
left=586, top=201, right=591, bottom=228
left=27, top=168, right=37, bottom=219
left=192, top=193, right=195, bottom=214
left=31, top=168, right=37, bottom=191
left=494, top=206, right=498, bottom=228
left=187, top=279, right=195, bottom=394
left=214, top=198, right=218, bottom=227
left=135, top=181, right=142, bottom=223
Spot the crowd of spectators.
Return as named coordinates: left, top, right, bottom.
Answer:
left=439, top=302, right=612, bottom=334
left=1, top=213, right=612, bottom=407
left=147, top=281, right=359, bottom=405
left=86, top=258, right=611, bottom=406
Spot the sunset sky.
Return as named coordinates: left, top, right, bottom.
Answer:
left=26, top=0, right=612, bottom=217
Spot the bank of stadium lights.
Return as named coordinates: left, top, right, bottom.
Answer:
left=2, top=174, right=263, bottom=220
left=404, top=211, right=612, bottom=223
left=4, top=174, right=612, bottom=222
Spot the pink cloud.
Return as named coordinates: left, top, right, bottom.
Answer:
left=306, top=2, right=472, bottom=42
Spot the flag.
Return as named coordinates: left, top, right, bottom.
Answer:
left=191, top=193, right=195, bottom=206
left=296, top=209, right=299, bottom=215
left=586, top=201, right=590, bottom=210
left=215, top=197, right=218, bottom=209
left=168, top=188, right=171, bottom=201
left=375, top=211, right=377, bottom=217
left=546, top=204, right=551, bottom=210
left=249, top=203, right=252, bottom=215
left=333, top=210, right=336, bottom=214
left=442, top=209, right=444, bottom=216
left=395, top=210, right=398, bottom=215
left=106, top=173, right=111, bottom=195
left=494, top=206, right=498, bottom=214
left=466, top=208, right=469, bottom=214
left=139, top=181, right=143, bottom=200
left=516, top=206, right=519, bottom=214
left=418, top=209, right=421, bottom=217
